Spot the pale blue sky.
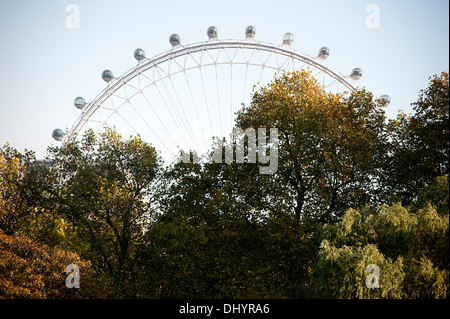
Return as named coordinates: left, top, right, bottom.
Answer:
left=0, top=0, right=448, bottom=159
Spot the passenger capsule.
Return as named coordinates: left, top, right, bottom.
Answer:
left=52, top=128, right=64, bottom=141
left=134, top=48, right=146, bottom=61
left=378, top=94, right=391, bottom=107
left=318, top=47, right=330, bottom=59
left=74, top=96, right=86, bottom=110
left=101, top=70, right=114, bottom=83
left=282, top=32, right=294, bottom=45
left=207, top=26, right=218, bottom=39
left=169, top=34, right=181, bottom=47
left=350, top=67, right=363, bottom=81
left=245, top=25, right=256, bottom=38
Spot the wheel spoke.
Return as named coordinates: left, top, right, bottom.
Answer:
left=68, top=37, right=357, bottom=165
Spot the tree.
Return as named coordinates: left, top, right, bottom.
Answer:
left=1, top=144, right=108, bottom=298
left=46, top=127, right=161, bottom=297
left=235, top=70, right=388, bottom=222
left=1, top=69, right=448, bottom=299
left=385, top=71, right=449, bottom=204
left=138, top=159, right=315, bottom=298
left=0, top=229, right=103, bottom=298
left=0, top=144, right=56, bottom=235
left=313, top=176, right=449, bottom=298
left=313, top=240, right=405, bottom=299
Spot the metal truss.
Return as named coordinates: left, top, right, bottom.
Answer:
left=69, top=38, right=358, bottom=141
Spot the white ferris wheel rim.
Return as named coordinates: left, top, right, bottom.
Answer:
left=67, top=37, right=360, bottom=143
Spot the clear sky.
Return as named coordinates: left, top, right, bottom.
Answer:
left=0, top=0, right=448, bottom=160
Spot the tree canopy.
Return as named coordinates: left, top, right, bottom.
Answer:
left=0, top=70, right=448, bottom=299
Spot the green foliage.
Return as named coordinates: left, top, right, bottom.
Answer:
left=17, top=210, right=81, bottom=251
left=313, top=241, right=405, bottom=298
left=140, top=160, right=315, bottom=298
left=412, top=174, right=449, bottom=216
left=0, top=70, right=448, bottom=299
left=140, top=212, right=315, bottom=298
left=45, top=127, right=161, bottom=297
left=0, top=144, right=54, bottom=235
left=313, top=185, right=449, bottom=298
left=385, top=71, right=449, bottom=204
left=235, top=70, right=388, bottom=222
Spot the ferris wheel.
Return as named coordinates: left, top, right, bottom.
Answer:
left=52, top=25, right=391, bottom=163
